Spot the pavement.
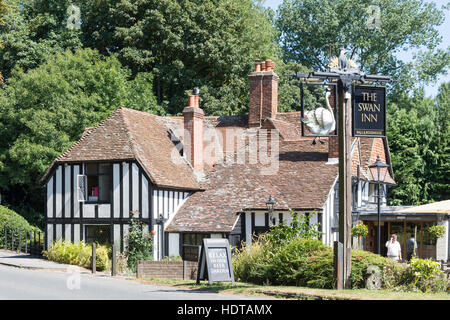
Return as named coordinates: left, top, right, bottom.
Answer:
left=0, top=249, right=91, bottom=272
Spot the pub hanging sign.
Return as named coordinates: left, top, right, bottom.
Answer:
left=352, top=85, right=386, bottom=137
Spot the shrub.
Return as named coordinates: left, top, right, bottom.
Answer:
left=234, top=236, right=332, bottom=287
left=233, top=210, right=450, bottom=292
left=265, top=210, right=322, bottom=246
left=115, top=252, right=129, bottom=274
left=126, top=213, right=153, bottom=272
left=352, top=224, right=368, bottom=237
left=0, top=205, right=42, bottom=250
left=403, top=257, right=449, bottom=293
left=350, top=250, right=407, bottom=289
left=233, top=237, right=269, bottom=284
left=162, top=255, right=182, bottom=261
left=0, top=205, right=35, bottom=231
left=427, top=225, right=445, bottom=242
left=43, top=240, right=111, bottom=271
left=233, top=237, right=408, bottom=289
left=95, top=245, right=112, bottom=271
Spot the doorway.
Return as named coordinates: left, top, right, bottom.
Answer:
left=364, top=220, right=437, bottom=259
left=365, top=221, right=388, bottom=256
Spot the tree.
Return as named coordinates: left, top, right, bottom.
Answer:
left=276, top=0, right=449, bottom=96
left=387, top=84, right=449, bottom=205
left=78, top=0, right=281, bottom=115
left=0, top=48, right=162, bottom=227
left=430, top=82, right=450, bottom=201
left=0, top=0, right=9, bottom=81
left=2, top=0, right=282, bottom=116
left=0, top=0, right=83, bottom=80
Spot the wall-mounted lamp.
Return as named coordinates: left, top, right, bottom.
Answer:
left=266, top=195, right=276, bottom=225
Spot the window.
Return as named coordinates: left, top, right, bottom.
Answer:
left=369, top=183, right=381, bottom=203
left=229, top=234, right=241, bottom=247
left=85, top=225, right=111, bottom=245
left=86, top=163, right=111, bottom=203
left=368, top=183, right=386, bottom=204
left=183, top=233, right=209, bottom=246
left=182, top=233, right=209, bottom=261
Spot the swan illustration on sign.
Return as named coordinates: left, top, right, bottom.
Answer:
left=301, top=88, right=336, bottom=136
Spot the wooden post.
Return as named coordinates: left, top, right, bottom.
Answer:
left=333, top=241, right=344, bottom=289
left=403, top=220, right=407, bottom=261
left=337, top=79, right=352, bottom=289
left=33, top=231, right=36, bottom=255
left=92, top=242, right=96, bottom=274
left=419, top=222, right=423, bottom=258
left=111, top=245, right=116, bottom=276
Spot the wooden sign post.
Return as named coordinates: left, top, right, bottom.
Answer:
left=196, top=238, right=235, bottom=285
left=292, top=50, right=390, bottom=289
left=337, top=80, right=353, bottom=289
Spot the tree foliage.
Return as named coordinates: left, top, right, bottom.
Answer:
left=276, top=0, right=449, bottom=96
left=98, top=0, right=280, bottom=115
left=0, top=0, right=82, bottom=80
left=387, top=83, right=449, bottom=205
left=0, top=0, right=448, bottom=226
left=0, top=48, right=161, bottom=226
left=275, top=0, right=449, bottom=205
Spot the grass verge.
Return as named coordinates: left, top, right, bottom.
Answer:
left=134, top=277, right=450, bottom=300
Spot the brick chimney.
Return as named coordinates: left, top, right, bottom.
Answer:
left=248, top=59, right=279, bottom=128
left=183, top=88, right=204, bottom=174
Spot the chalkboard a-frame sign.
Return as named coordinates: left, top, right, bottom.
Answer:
left=196, top=238, right=235, bottom=285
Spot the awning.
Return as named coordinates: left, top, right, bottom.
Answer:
left=394, top=200, right=450, bottom=214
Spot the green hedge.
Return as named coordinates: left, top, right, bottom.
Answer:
left=232, top=237, right=447, bottom=292
left=0, top=205, right=39, bottom=231
left=233, top=237, right=334, bottom=288
left=43, top=240, right=111, bottom=271
left=0, top=205, right=41, bottom=246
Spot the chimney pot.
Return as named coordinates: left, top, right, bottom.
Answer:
left=188, top=95, right=195, bottom=107
left=260, top=61, right=266, bottom=71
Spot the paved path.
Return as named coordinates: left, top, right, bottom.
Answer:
left=0, top=249, right=81, bottom=271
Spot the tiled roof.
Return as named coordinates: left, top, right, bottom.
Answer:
left=166, top=114, right=395, bottom=233
left=41, top=105, right=395, bottom=233
left=358, top=137, right=395, bottom=185
left=42, top=108, right=200, bottom=190
left=166, top=131, right=340, bottom=233
left=163, top=112, right=338, bottom=232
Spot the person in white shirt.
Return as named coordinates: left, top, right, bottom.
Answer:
left=385, top=234, right=402, bottom=261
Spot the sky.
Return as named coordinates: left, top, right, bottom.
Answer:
left=263, top=0, right=450, bottom=97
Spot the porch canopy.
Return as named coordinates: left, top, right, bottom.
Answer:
left=394, top=200, right=450, bottom=214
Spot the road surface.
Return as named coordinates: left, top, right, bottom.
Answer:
left=0, top=264, right=271, bottom=300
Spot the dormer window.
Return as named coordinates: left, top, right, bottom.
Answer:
left=86, top=163, right=111, bottom=203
